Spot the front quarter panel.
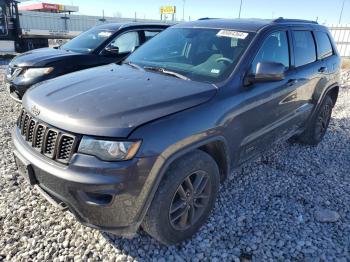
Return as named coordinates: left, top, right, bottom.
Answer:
left=128, top=95, right=232, bottom=224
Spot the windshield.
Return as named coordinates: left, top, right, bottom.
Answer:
left=61, top=28, right=114, bottom=53
left=126, top=28, right=254, bottom=83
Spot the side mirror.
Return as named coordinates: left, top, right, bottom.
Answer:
left=102, top=46, right=119, bottom=56
left=246, top=62, right=286, bottom=84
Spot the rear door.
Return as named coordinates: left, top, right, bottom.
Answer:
left=314, top=30, right=339, bottom=83
left=291, top=29, right=327, bottom=120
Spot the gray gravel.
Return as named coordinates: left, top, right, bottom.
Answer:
left=0, top=65, right=349, bottom=261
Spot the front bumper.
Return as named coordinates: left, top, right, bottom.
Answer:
left=6, top=72, right=53, bottom=102
left=6, top=81, right=27, bottom=102
left=12, top=127, right=158, bottom=236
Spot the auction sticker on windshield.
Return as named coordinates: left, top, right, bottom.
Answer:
left=217, top=30, right=248, bottom=39
left=98, top=31, right=113, bottom=38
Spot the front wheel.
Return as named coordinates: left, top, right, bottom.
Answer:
left=142, top=150, right=220, bottom=245
left=297, top=95, right=334, bottom=145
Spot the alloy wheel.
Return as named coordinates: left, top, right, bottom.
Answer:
left=169, top=171, right=211, bottom=231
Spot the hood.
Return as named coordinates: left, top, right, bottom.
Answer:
left=10, top=48, right=80, bottom=67
left=23, top=64, right=217, bottom=137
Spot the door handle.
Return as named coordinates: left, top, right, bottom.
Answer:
left=287, top=79, right=297, bottom=87
left=318, top=67, right=327, bottom=73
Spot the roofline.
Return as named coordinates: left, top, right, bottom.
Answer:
left=273, top=17, right=318, bottom=24
left=197, top=17, right=318, bottom=25
left=174, top=18, right=323, bottom=33
left=119, top=22, right=173, bottom=29
left=93, top=22, right=171, bottom=31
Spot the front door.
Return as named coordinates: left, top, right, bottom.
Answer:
left=237, top=30, right=306, bottom=163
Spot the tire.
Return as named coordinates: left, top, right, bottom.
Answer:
left=142, top=150, right=220, bottom=245
left=297, top=95, right=334, bottom=145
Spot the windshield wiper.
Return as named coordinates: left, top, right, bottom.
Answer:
left=123, top=61, right=144, bottom=71
left=144, top=66, right=190, bottom=81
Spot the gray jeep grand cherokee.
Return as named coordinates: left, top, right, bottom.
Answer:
left=12, top=18, right=340, bottom=245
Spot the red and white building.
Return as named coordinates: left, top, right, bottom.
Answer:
left=19, top=2, right=79, bottom=13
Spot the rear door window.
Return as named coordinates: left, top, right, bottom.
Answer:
left=315, top=31, right=333, bottom=59
left=144, top=30, right=161, bottom=41
left=293, top=31, right=317, bottom=67
left=252, top=31, right=290, bottom=74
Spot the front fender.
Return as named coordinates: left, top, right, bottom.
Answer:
left=133, top=133, right=230, bottom=228
left=128, top=101, right=231, bottom=227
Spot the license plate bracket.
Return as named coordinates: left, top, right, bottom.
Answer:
left=14, top=152, right=37, bottom=185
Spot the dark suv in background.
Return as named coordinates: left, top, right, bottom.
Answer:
left=5, top=22, right=169, bottom=101
left=12, top=18, right=340, bottom=245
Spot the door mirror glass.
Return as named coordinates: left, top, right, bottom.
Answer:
left=247, top=62, right=286, bottom=83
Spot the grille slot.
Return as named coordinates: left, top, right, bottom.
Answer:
left=43, top=129, right=59, bottom=158
left=18, top=110, right=26, bottom=128
left=34, top=124, right=45, bottom=150
left=26, top=119, right=36, bottom=142
left=17, top=109, right=77, bottom=165
left=21, top=114, right=30, bottom=136
left=57, top=135, right=75, bottom=164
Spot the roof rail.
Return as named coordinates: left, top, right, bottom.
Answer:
left=273, top=17, right=318, bottom=24
left=198, top=17, right=219, bottom=20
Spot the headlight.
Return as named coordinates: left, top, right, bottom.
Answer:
left=23, top=67, right=54, bottom=79
left=78, top=136, right=142, bottom=161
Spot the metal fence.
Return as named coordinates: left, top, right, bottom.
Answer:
left=328, top=24, right=350, bottom=57
left=19, top=11, right=162, bottom=38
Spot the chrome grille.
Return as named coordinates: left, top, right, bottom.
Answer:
left=17, top=109, right=78, bottom=165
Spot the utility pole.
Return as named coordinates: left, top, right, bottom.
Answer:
left=182, top=0, right=186, bottom=21
left=338, top=0, right=346, bottom=24
left=238, top=0, right=243, bottom=19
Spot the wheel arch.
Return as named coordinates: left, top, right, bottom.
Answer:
left=312, top=83, right=339, bottom=118
left=198, top=140, right=230, bottom=182
left=326, top=85, right=339, bottom=106
left=136, top=135, right=231, bottom=228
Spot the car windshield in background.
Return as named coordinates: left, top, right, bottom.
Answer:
left=61, top=28, right=114, bottom=53
left=126, top=28, right=254, bottom=83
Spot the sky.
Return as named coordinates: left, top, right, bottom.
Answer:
left=20, top=0, right=350, bottom=25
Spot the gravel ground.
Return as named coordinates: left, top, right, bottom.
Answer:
left=0, top=64, right=349, bottom=261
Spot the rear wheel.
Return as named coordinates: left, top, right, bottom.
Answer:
left=297, top=95, right=334, bottom=145
left=142, top=150, right=220, bottom=245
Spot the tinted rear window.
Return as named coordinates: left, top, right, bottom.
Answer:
left=293, top=31, right=317, bottom=67
left=315, top=31, right=333, bottom=59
